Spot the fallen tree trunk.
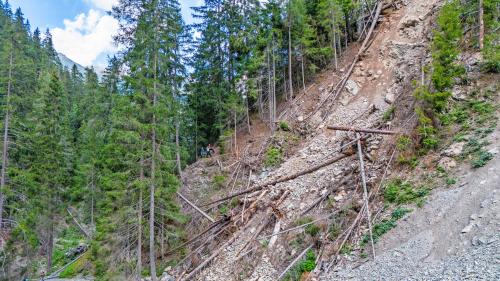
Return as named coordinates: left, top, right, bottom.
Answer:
left=164, top=218, right=228, bottom=256
left=67, top=208, right=91, bottom=239
left=327, top=125, right=398, bottom=135
left=357, top=134, right=375, bottom=258
left=177, top=192, right=215, bottom=223
left=278, top=244, right=314, bottom=279
left=202, top=152, right=353, bottom=207
left=182, top=228, right=241, bottom=280
left=301, top=176, right=351, bottom=216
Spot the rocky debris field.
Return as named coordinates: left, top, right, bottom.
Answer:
left=323, top=125, right=500, bottom=280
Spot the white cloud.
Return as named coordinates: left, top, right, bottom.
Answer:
left=85, top=0, right=119, bottom=11
left=51, top=9, right=119, bottom=68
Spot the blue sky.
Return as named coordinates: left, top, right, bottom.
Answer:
left=8, top=0, right=202, bottom=71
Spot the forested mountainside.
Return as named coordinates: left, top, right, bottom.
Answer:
left=0, top=0, right=498, bottom=280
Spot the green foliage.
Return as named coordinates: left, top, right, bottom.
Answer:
left=397, top=155, right=419, bottom=169
left=279, top=121, right=291, bottom=131
left=362, top=208, right=411, bottom=244
left=446, top=177, right=457, bottom=186
left=264, top=146, right=283, bottom=167
left=471, top=150, right=493, bottom=168
left=396, top=136, right=413, bottom=151
left=294, top=216, right=320, bottom=237
left=212, top=174, right=227, bottom=189
left=415, top=108, right=439, bottom=151
left=462, top=137, right=494, bottom=168
left=328, top=223, right=342, bottom=239
left=59, top=251, right=91, bottom=278
left=283, top=250, right=316, bottom=281
left=339, top=244, right=353, bottom=255
left=384, top=179, right=429, bottom=205
left=383, top=106, right=395, bottom=122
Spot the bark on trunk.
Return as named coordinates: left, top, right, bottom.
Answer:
left=149, top=48, right=158, bottom=281
left=46, top=219, right=54, bottom=274
left=288, top=13, right=294, bottom=100
left=479, top=0, right=484, bottom=50
left=175, top=121, right=182, bottom=176
left=0, top=51, right=13, bottom=226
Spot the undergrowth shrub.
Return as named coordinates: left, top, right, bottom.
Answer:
left=283, top=250, right=316, bottom=281
left=264, top=146, right=283, bottom=167
left=295, top=217, right=320, bottom=237
left=362, top=208, right=411, bottom=244
left=212, top=174, right=226, bottom=189
left=279, top=121, right=290, bottom=131
left=384, top=179, right=429, bottom=206
left=383, top=106, right=395, bottom=122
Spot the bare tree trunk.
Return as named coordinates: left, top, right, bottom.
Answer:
left=234, top=112, right=238, bottom=157
left=160, top=226, right=164, bottom=261
left=149, top=51, right=158, bottom=281
left=46, top=219, right=54, bottom=274
left=332, top=11, right=338, bottom=69
left=288, top=11, right=294, bottom=101
left=272, top=39, right=276, bottom=130
left=175, top=121, right=182, bottom=176
left=90, top=169, right=95, bottom=226
left=137, top=155, right=144, bottom=280
left=479, top=0, right=484, bottom=50
left=267, top=47, right=273, bottom=129
left=301, top=45, right=306, bottom=93
left=246, top=91, right=251, bottom=134
left=0, top=51, right=13, bottom=226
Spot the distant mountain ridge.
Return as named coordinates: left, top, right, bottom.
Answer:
left=58, top=52, right=86, bottom=74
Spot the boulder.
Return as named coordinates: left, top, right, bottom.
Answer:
left=385, top=92, right=396, bottom=104
left=345, top=80, right=360, bottom=96
left=438, top=157, right=457, bottom=170
left=451, top=86, right=467, bottom=101
left=443, top=142, right=465, bottom=157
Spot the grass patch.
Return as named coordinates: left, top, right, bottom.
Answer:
left=295, top=217, right=320, bottom=237
left=283, top=250, right=316, bottom=281
left=383, top=106, right=395, bottom=122
left=384, top=179, right=429, bottom=206
left=471, top=150, right=493, bottom=168
left=279, top=121, right=291, bottom=131
left=59, top=250, right=90, bottom=278
left=339, top=243, right=353, bottom=255
left=264, top=146, right=283, bottom=167
left=362, top=208, right=411, bottom=245
left=462, top=138, right=494, bottom=168
left=212, top=174, right=226, bottom=189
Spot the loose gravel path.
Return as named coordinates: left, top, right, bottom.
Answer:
left=322, top=112, right=500, bottom=280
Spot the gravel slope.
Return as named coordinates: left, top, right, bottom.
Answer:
left=322, top=115, right=500, bottom=280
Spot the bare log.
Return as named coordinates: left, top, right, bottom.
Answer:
left=164, top=219, right=228, bottom=256
left=268, top=219, right=282, bottom=248
left=278, top=244, right=314, bottom=279
left=178, top=192, right=215, bottom=223
left=202, top=152, right=353, bottom=207
left=67, top=208, right=91, bottom=239
left=301, top=176, right=350, bottom=216
left=356, top=134, right=375, bottom=258
left=182, top=228, right=241, bottom=280
left=236, top=212, right=272, bottom=257
left=327, top=125, right=398, bottom=135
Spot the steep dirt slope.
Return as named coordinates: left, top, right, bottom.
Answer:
left=323, top=98, right=500, bottom=280
left=176, top=0, right=445, bottom=280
